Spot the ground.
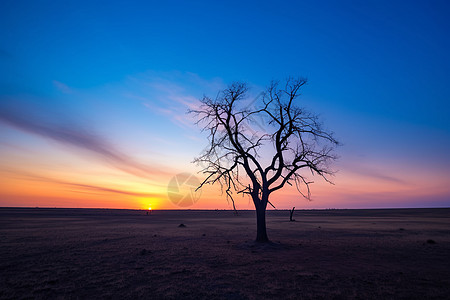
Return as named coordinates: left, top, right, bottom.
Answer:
left=0, top=208, right=449, bottom=299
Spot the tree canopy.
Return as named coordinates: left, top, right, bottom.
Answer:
left=190, top=78, right=339, bottom=242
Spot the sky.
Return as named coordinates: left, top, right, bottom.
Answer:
left=0, top=0, right=449, bottom=210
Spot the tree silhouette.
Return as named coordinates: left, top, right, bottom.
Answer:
left=190, top=78, right=339, bottom=242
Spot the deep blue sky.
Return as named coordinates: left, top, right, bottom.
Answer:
left=1, top=0, right=449, bottom=209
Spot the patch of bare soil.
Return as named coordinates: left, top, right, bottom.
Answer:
left=0, top=208, right=449, bottom=299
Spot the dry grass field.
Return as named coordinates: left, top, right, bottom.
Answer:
left=1, top=208, right=449, bottom=299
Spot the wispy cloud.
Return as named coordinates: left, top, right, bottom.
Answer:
left=60, top=181, right=162, bottom=197
left=53, top=80, right=72, bottom=94
left=344, top=162, right=408, bottom=185
left=142, top=102, right=173, bottom=116
left=6, top=170, right=162, bottom=198
left=0, top=105, right=168, bottom=179
left=124, top=71, right=224, bottom=130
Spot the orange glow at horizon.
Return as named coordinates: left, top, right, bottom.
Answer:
left=1, top=149, right=449, bottom=209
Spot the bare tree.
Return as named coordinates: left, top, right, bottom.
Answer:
left=190, top=78, right=339, bottom=242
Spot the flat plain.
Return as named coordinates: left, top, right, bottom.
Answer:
left=0, top=208, right=449, bottom=299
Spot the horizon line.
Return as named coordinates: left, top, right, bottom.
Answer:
left=1, top=206, right=449, bottom=211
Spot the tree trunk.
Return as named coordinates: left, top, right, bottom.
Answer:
left=255, top=206, right=269, bottom=242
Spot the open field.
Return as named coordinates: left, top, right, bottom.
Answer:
left=0, top=208, right=449, bottom=299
